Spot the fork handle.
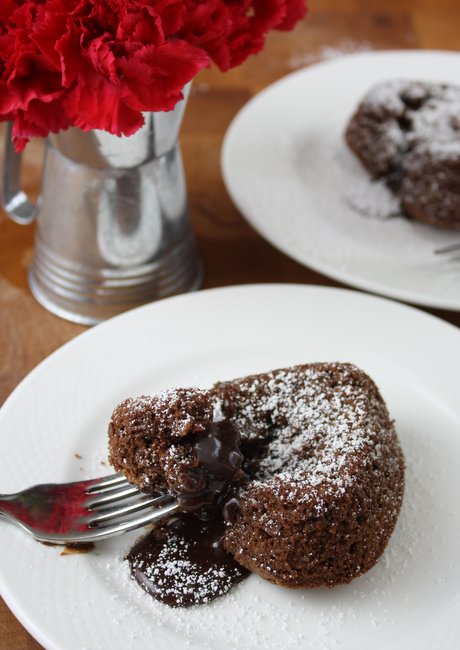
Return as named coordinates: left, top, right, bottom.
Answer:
left=0, top=497, right=20, bottom=525
left=0, top=494, right=17, bottom=505
left=0, top=494, right=23, bottom=517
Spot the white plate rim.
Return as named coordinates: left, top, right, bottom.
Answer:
left=1, top=283, right=460, bottom=650
left=221, top=49, right=460, bottom=311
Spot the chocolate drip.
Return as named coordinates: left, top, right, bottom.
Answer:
left=175, top=418, right=243, bottom=517
left=125, top=414, right=248, bottom=607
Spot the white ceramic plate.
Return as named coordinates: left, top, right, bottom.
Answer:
left=221, top=51, right=460, bottom=310
left=1, top=284, right=460, bottom=650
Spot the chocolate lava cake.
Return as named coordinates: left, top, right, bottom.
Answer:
left=345, top=79, right=460, bottom=230
left=109, top=362, right=405, bottom=591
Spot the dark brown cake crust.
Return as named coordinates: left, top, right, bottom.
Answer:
left=345, top=79, right=460, bottom=230
left=108, top=363, right=405, bottom=590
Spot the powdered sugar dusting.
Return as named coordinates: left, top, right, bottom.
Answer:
left=219, top=364, right=397, bottom=507
left=109, top=387, right=216, bottom=493
left=362, top=79, right=460, bottom=156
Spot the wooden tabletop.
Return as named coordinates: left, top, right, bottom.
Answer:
left=1, top=0, right=459, bottom=647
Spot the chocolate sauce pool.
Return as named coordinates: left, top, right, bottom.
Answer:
left=126, top=513, right=249, bottom=607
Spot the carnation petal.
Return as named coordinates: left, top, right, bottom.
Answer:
left=65, top=73, right=144, bottom=136
left=117, top=41, right=210, bottom=112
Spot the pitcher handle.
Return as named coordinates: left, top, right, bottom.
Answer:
left=1, top=122, right=37, bottom=225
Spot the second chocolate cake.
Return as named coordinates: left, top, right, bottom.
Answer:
left=345, top=79, right=460, bottom=230
left=109, top=362, right=405, bottom=593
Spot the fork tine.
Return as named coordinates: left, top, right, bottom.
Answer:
left=0, top=472, right=181, bottom=544
left=89, top=499, right=181, bottom=540
left=434, top=242, right=460, bottom=254
left=86, top=473, right=130, bottom=494
left=86, top=483, right=141, bottom=508
left=85, top=494, right=173, bottom=526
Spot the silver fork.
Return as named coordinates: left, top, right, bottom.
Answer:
left=434, top=241, right=460, bottom=261
left=0, top=473, right=180, bottom=544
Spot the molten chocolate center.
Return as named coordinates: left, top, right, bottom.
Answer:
left=174, top=418, right=243, bottom=517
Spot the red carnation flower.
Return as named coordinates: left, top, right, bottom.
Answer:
left=0, top=0, right=307, bottom=150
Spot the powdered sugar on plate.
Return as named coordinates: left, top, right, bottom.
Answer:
left=288, top=40, right=373, bottom=69
left=343, top=177, right=401, bottom=220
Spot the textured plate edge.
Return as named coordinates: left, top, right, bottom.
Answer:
left=221, top=50, right=460, bottom=311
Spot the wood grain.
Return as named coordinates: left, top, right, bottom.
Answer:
left=1, top=1, right=459, bottom=647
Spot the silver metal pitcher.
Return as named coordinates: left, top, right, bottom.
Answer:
left=1, top=85, right=201, bottom=325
